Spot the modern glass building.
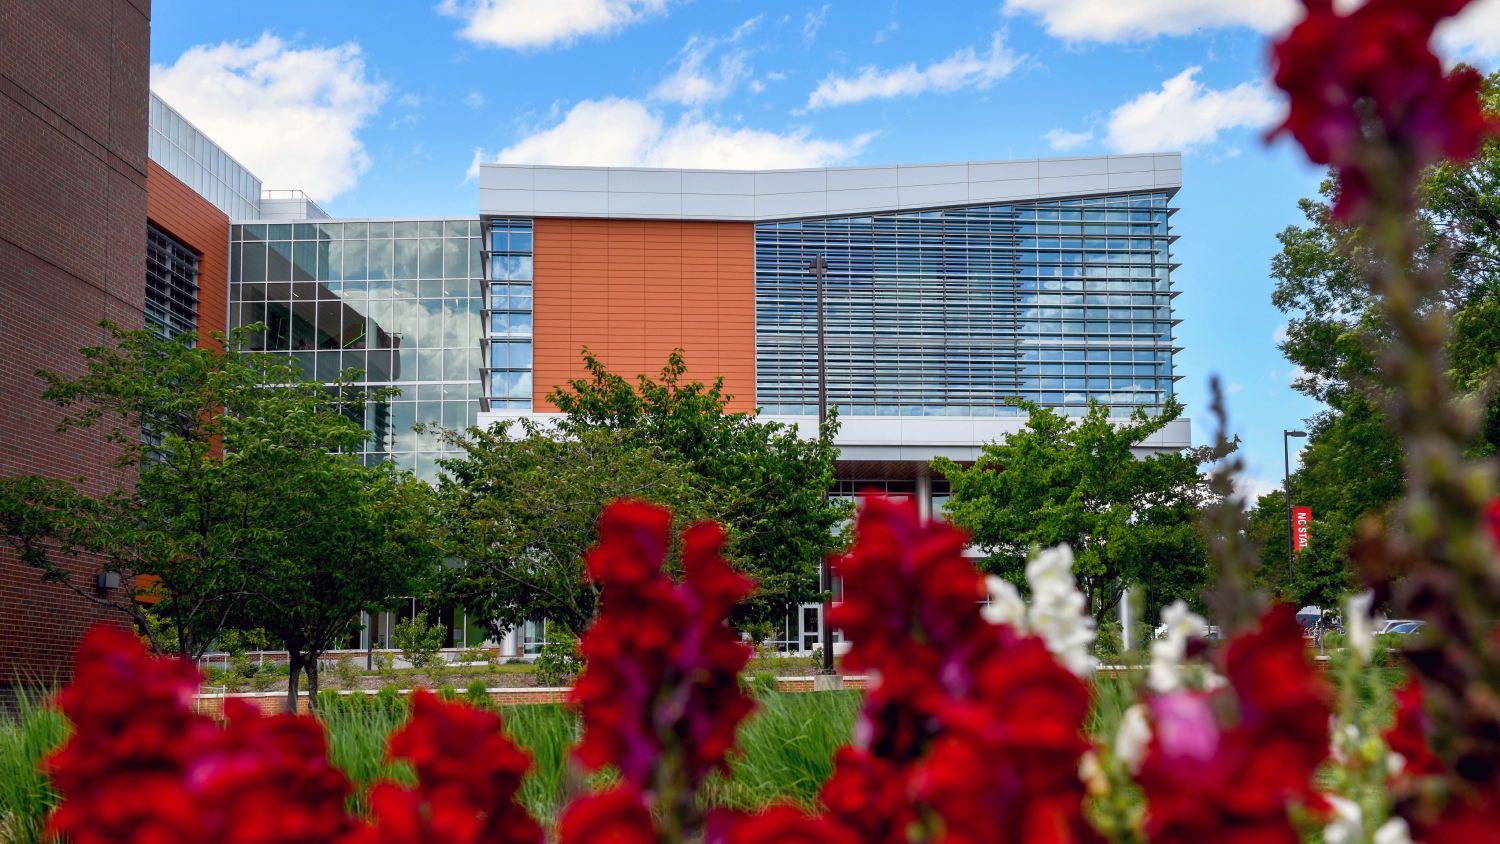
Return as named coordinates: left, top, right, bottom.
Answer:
left=753, top=197, right=1176, bottom=418
left=228, top=219, right=487, bottom=479
left=218, top=154, right=1192, bottom=655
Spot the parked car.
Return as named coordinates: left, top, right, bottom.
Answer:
left=1378, top=619, right=1427, bottom=635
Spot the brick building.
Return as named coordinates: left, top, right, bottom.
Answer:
left=0, top=1, right=272, bottom=679
left=1, top=0, right=153, bottom=679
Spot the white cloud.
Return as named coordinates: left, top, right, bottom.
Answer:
left=398, top=92, right=425, bottom=107
left=464, top=90, right=486, bottom=108
left=1225, top=382, right=1245, bottom=395
left=806, top=31, right=1022, bottom=110
left=1235, top=475, right=1284, bottom=502
left=803, top=5, right=830, bottom=46
left=151, top=33, right=387, bottom=202
left=874, top=21, right=899, bottom=43
left=1002, top=0, right=1298, bottom=42
left=652, top=17, right=761, bottom=106
left=1104, top=67, right=1281, bottom=154
left=437, top=0, right=670, bottom=50
left=1045, top=127, right=1093, bottom=151
left=1438, top=0, right=1500, bottom=61
left=1273, top=323, right=1289, bottom=344
left=467, top=97, right=870, bottom=180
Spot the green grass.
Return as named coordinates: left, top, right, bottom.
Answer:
left=0, top=663, right=1410, bottom=838
left=703, top=689, right=862, bottom=811
left=0, top=688, right=68, bottom=844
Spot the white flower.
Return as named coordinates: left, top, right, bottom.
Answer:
left=1114, top=703, right=1152, bottom=774
left=1347, top=590, right=1375, bottom=664
left=1025, top=544, right=1097, bottom=676
left=1324, top=796, right=1363, bottom=844
left=982, top=575, right=1028, bottom=630
left=1147, top=600, right=1209, bottom=693
left=1374, top=817, right=1414, bottom=844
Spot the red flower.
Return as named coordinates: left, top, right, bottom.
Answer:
left=44, top=626, right=217, bottom=844
left=1137, top=606, right=1332, bottom=844
left=1270, top=0, right=1496, bottom=220
left=818, top=495, right=1098, bottom=844
left=191, top=700, right=354, bottom=844
left=571, top=502, right=756, bottom=795
left=1386, top=678, right=1444, bottom=779
left=348, top=690, right=541, bottom=844
left=556, top=788, right=657, bottom=844
left=44, top=625, right=357, bottom=844
left=716, top=805, right=859, bottom=844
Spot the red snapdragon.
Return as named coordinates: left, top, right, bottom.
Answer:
left=1270, top=0, right=1496, bottom=220
left=566, top=500, right=757, bottom=842
left=347, top=689, right=541, bottom=844
left=44, top=626, right=355, bottom=844
left=809, top=495, right=1098, bottom=844
left=571, top=501, right=755, bottom=792
left=1136, top=605, right=1331, bottom=844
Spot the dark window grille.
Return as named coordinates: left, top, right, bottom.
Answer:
left=146, top=225, right=200, bottom=341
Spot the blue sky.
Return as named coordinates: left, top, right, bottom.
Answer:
left=148, top=0, right=1500, bottom=498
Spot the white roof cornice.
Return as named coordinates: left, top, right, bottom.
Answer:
left=479, top=154, right=1182, bottom=223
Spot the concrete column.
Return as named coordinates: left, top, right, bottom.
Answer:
left=916, top=475, right=933, bottom=522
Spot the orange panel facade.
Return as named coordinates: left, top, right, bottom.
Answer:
left=146, top=160, right=230, bottom=350
left=532, top=218, right=756, bottom=413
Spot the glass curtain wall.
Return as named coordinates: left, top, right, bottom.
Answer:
left=148, top=92, right=262, bottom=220
left=228, top=219, right=485, bottom=482
left=481, top=219, right=534, bottom=411
left=754, top=191, right=1178, bottom=417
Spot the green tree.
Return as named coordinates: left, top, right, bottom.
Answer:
left=934, top=398, right=1215, bottom=622
left=232, top=462, right=442, bottom=711
left=0, top=323, right=381, bottom=660
left=546, top=348, right=848, bottom=625
left=1259, top=71, right=1500, bottom=592
left=430, top=422, right=720, bottom=638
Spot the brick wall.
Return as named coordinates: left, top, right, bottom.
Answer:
left=146, top=160, right=230, bottom=350
left=532, top=218, right=757, bottom=413
left=0, top=0, right=152, bottom=679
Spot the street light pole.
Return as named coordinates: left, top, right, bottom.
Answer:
left=1284, top=429, right=1307, bottom=589
left=809, top=254, right=833, bottom=675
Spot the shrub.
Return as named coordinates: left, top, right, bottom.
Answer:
left=247, top=661, right=278, bottom=693
left=331, top=656, right=362, bottom=691
left=392, top=612, right=446, bottom=687
left=465, top=679, right=491, bottom=709
left=315, top=688, right=343, bottom=711
left=373, top=684, right=406, bottom=712
left=533, top=632, right=581, bottom=688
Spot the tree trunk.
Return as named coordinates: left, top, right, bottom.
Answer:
left=285, top=650, right=304, bottom=714
left=305, top=657, right=320, bottom=711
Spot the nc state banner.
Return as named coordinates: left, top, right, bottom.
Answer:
left=1293, top=506, right=1312, bottom=556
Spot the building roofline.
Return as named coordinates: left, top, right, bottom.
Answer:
left=479, top=153, right=1182, bottom=223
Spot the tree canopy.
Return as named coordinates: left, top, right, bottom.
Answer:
left=934, top=398, right=1215, bottom=623
left=1251, top=70, right=1500, bottom=599
left=0, top=323, right=432, bottom=667
left=435, top=349, right=847, bottom=635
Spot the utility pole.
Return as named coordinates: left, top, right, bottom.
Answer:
left=809, top=253, right=833, bottom=675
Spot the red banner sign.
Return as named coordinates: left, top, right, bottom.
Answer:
left=1293, top=506, right=1312, bottom=556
